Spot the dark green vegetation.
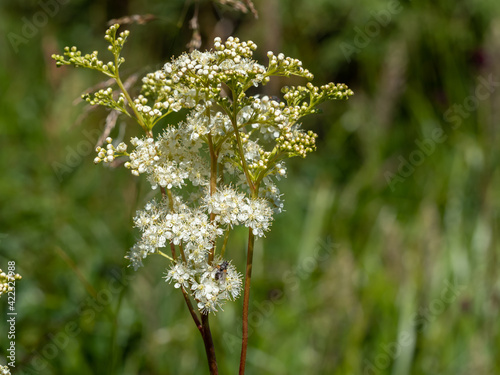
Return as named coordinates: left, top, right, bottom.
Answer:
left=1, top=0, right=499, bottom=374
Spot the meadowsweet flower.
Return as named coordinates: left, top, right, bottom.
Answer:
left=54, top=28, right=352, bottom=317
left=240, top=197, right=273, bottom=237
left=260, top=178, right=285, bottom=213
left=191, top=258, right=242, bottom=313
left=125, top=242, right=150, bottom=270
left=203, top=186, right=246, bottom=227
left=165, top=262, right=193, bottom=289
left=164, top=257, right=241, bottom=314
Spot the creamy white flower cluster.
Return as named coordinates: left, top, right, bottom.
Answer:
left=186, top=104, right=233, bottom=140
left=237, top=96, right=285, bottom=139
left=125, top=193, right=247, bottom=312
left=203, top=186, right=273, bottom=236
left=124, top=184, right=271, bottom=312
left=0, top=365, right=11, bottom=375
left=124, top=125, right=208, bottom=189
left=260, top=178, right=285, bottom=213
left=127, top=186, right=273, bottom=267
left=127, top=198, right=217, bottom=264
left=165, top=258, right=242, bottom=313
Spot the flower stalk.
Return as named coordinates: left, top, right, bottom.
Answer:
left=202, top=313, right=218, bottom=375
left=239, top=228, right=255, bottom=375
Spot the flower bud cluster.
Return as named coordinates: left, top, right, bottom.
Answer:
left=104, top=24, right=129, bottom=59
left=94, top=137, right=128, bottom=164
left=156, top=36, right=266, bottom=105
left=162, top=50, right=220, bottom=92
left=214, top=36, right=257, bottom=59
left=283, top=82, right=354, bottom=108
left=276, top=129, right=317, bottom=158
left=0, top=365, right=11, bottom=375
left=83, top=88, right=126, bottom=112
left=133, top=94, right=164, bottom=123
left=0, top=269, right=21, bottom=297
left=267, top=51, right=313, bottom=80
left=52, top=46, right=112, bottom=72
left=51, top=43, right=123, bottom=78
left=213, top=37, right=265, bottom=86
left=140, top=72, right=185, bottom=112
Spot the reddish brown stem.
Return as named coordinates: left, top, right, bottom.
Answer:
left=202, top=313, right=218, bottom=375
left=239, top=229, right=255, bottom=375
left=182, top=287, right=203, bottom=332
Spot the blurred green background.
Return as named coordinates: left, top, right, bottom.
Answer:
left=1, top=0, right=499, bottom=374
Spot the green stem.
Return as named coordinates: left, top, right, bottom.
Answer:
left=165, top=188, right=175, bottom=212
left=113, top=55, right=150, bottom=135
left=157, top=250, right=174, bottom=261
left=230, top=89, right=255, bottom=191
left=220, top=229, right=230, bottom=258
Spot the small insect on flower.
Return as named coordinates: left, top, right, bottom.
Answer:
left=215, top=260, right=229, bottom=282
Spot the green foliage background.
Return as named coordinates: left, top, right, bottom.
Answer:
left=1, top=0, right=499, bottom=374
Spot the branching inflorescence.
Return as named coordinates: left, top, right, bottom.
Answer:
left=52, top=24, right=352, bottom=374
